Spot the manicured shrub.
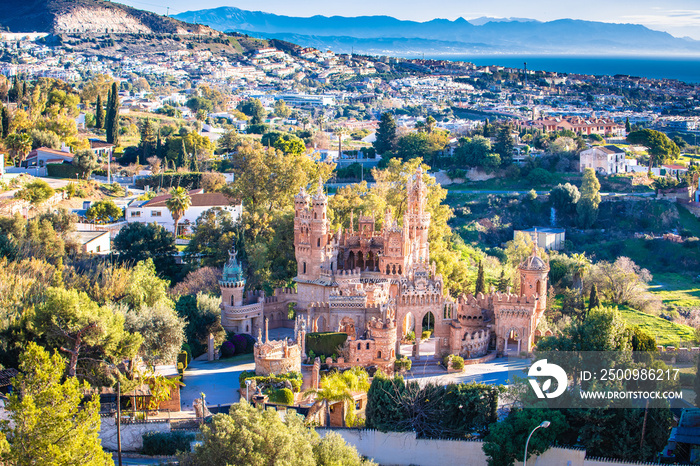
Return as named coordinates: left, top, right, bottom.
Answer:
left=305, top=332, right=348, bottom=358
left=141, top=431, right=196, bottom=455
left=231, top=334, right=247, bottom=354
left=238, top=371, right=303, bottom=392
left=220, top=341, right=236, bottom=358
left=268, top=388, right=294, bottom=405
left=421, top=330, right=432, bottom=340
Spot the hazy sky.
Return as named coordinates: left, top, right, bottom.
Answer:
left=117, top=0, right=700, bottom=39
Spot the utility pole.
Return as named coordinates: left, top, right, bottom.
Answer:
left=116, top=380, right=122, bottom=466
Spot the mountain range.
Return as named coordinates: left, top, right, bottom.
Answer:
left=174, top=6, right=700, bottom=56
left=0, top=0, right=213, bottom=35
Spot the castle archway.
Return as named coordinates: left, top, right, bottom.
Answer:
left=339, top=317, right=356, bottom=338
left=506, top=328, right=521, bottom=354
left=399, top=312, right=415, bottom=358
left=347, top=251, right=355, bottom=270
left=315, top=315, right=327, bottom=333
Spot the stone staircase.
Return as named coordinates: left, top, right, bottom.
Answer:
left=405, top=357, right=446, bottom=376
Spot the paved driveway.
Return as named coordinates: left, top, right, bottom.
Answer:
left=405, top=357, right=531, bottom=387
left=180, top=355, right=254, bottom=411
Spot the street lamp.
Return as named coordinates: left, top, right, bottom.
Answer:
left=245, top=379, right=252, bottom=402
left=524, top=420, right=550, bottom=466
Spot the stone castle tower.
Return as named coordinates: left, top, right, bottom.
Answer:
left=518, top=245, right=550, bottom=313
left=220, top=247, right=246, bottom=308
left=294, top=182, right=338, bottom=283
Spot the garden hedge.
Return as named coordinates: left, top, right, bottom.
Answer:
left=141, top=431, right=196, bottom=455
left=305, top=332, right=348, bottom=358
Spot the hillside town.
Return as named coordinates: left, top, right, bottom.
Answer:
left=1, top=9, right=700, bottom=466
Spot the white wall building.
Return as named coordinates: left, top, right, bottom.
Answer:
left=125, top=189, right=242, bottom=235
left=579, top=145, right=627, bottom=175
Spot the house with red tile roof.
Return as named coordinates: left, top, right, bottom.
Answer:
left=125, top=188, right=242, bottom=235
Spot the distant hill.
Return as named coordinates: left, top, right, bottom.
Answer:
left=0, top=0, right=215, bottom=35
left=174, top=6, right=700, bottom=55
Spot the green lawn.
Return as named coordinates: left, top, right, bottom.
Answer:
left=648, top=272, right=700, bottom=311
left=617, top=305, right=696, bottom=346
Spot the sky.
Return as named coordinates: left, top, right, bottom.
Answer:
left=116, top=0, right=700, bottom=40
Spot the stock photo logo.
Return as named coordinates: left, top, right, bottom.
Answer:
left=527, top=359, right=568, bottom=399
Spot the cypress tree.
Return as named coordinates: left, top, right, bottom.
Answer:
left=588, top=283, right=600, bottom=311
left=177, top=139, right=186, bottom=169
left=496, top=269, right=509, bottom=293
left=21, top=81, right=27, bottom=102
left=9, top=76, right=20, bottom=103
left=483, top=118, right=490, bottom=137
left=1, top=107, right=9, bottom=138
left=475, top=261, right=486, bottom=295
left=95, top=95, right=104, bottom=129
left=139, top=118, right=156, bottom=165
left=105, top=82, right=119, bottom=145
left=625, top=117, right=631, bottom=133
left=373, top=112, right=397, bottom=155
left=190, top=152, right=199, bottom=172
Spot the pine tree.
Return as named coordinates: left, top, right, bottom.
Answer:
left=373, top=112, right=397, bottom=155
left=475, top=261, right=486, bottom=295
left=95, top=94, right=104, bottom=129
left=1, top=343, right=113, bottom=465
left=588, top=283, right=600, bottom=311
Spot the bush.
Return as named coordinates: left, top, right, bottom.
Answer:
left=443, top=354, right=465, bottom=370
left=305, top=332, right=348, bottom=358
left=47, top=163, right=82, bottom=179
left=394, top=357, right=412, bottom=372
left=405, top=331, right=415, bottom=342
left=231, top=334, right=247, bottom=354
left=421, top=330, right=432, bottom=340
left=135, top=172, right=203, bottom=190
left=527, top=167, right=553, bottom=185
left=141, top=431, right=196, bottom=455
left=220, top=341, right=236, bottom=358
left=268, top=388, right=294, bottom=405
left=239, top=371, right=303, bottom=392
left=679, top=372, right=695, bottom=387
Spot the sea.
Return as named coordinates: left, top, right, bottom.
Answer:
left=432, top=55, right=700, bottom=84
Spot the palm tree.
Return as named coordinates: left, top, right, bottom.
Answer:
left=165, top=186, right=191, bottom=236
left=5, top=132, right=32, bottom=166
left=570, top=252, right=591, bottom=290
left=304, top=367, right=369, bottom=427
left=333, top=127, right=347, bottom=159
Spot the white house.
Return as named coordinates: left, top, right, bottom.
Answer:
left=514, top=227, right=566, bottom=251
left=579, top=145, right=626, bottom=175
left=24, top=147, right=74, bottom=168
left=74, top=230, right=111, bottom=254
left=125, top=189, right=242, bottom=235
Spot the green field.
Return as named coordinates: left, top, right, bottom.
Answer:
left=649, top=272, right=700, bottom=311
left=617, top=305, right=696, bottom=346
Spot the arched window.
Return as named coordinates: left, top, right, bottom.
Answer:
left=377, top=351, right=382, bottom=359
left=231, top=295, right=235, bottom=306
left=317, top=238, right=321, bottom=247
left=357, top=343, right=361, bottom=350
left=366, top=343, right=370, bottom=350
left=303, top=262, right=306, bottom=274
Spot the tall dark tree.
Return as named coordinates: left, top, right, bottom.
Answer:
left=8, top=75, right=21, bottom=103
left=483, top=118, right=490, bottom=137
left=0, top=105, right=6, bottom=138
left=105, top=82, right=120, bottom=145
left=373, top=112, right=397, bottom=155
left=588, top=283, right=600, bottom=311
left=494, top=125, right=514, bottom=166
left=475, top=261, right=486, bottom=295
left=177, top=138, right=187, bottom=169
left=625, top=117, right=631, bottom=133
left=95, top=94, right=104, bottom=129
left=496, top=269, right=509, bottom=293
left=138, top=118, right=156, bottom=165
